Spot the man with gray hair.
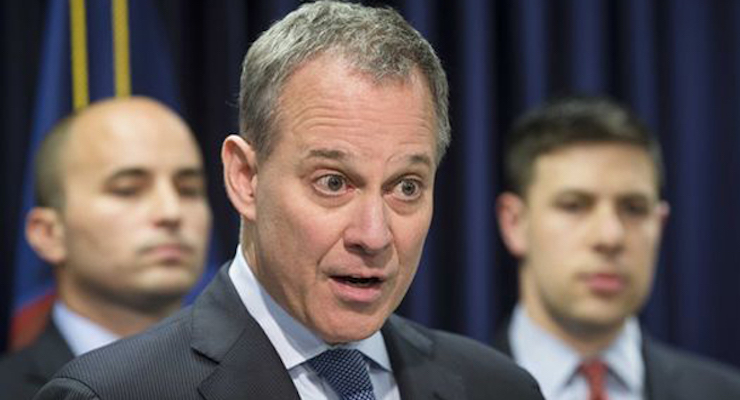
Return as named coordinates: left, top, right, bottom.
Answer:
left=35, top=2, right=543, bottom=399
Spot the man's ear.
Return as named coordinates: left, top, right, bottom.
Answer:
left=496, top=192, right=529, bottom=257
left=222, top=134, right=259, bottom=221
left=25, top=207, right=66, bottom=264
left=657, top=200, right=670, bottom=231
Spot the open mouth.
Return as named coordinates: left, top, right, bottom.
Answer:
left=329, top=274, right=386, bottom=303
left=333, top=276, right=383, bottom=288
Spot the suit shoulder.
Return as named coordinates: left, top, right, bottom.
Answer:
left=0, top=333, right=72, bottom=399
left=38, top=306, right=210, bottom=399
left=63, top=306, right=195, bottom=373
left=429, top=324, right=534, bottom=375
left=647, top=339, right=740, bottom=397
left=0, top=345, right=34, bottom=373
left=386, top=315, right=543, bottom=399
left=0, top=347, right=36, bottom=394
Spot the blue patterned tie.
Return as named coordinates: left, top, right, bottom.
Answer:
left=308, top=348, right=376, bottom=400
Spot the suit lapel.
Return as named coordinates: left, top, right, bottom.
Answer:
left=382, top=315, right=465, bottom=400
left=197, top=328, right=302, bottom=400
left=642, top=335, right=677, bottom=400
left=191, top=265, right=301, bottom=400
left=491, top=319, right=513, bottom=358
left=28, top=321, right=75, bottom=382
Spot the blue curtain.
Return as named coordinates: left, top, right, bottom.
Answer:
left=3, top=0, right=740, bottom=368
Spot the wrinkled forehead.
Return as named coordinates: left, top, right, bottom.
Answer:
left=279, top=53, right=432, bottom=105
left=277, top=56, right=436, bottom=136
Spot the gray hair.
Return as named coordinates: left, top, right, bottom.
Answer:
left=239, top=0, right=450, bottom=164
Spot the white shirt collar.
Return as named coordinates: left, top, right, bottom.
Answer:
left=228, top=245, right=393, bottom=372
left=603, top=315, right=644, bottom=392
left=52, top=301, right=120, bottom=357
left=509, top=304, right=644, bottom=397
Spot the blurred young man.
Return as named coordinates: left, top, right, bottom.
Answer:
left=495, top=96, right=740, bottom=399
left=35, top=2, right=543, bottom=399
left=0, top=97, right=212, bottom=399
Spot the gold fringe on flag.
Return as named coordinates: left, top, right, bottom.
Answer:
left=70, top=0, right=89, bottom=109
left=112, top=0, right=131, bottom=97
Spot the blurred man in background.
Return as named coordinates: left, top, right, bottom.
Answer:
left=0, top=96, right=213, bottom=399
left=495, top=96, right=740, bottom=399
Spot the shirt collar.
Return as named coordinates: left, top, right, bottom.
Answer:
left=52, top=301, right=120, bottom=357
left=602, top=317, right=644, bottom=392
left=509, top=304, right=644, bottom=396
left=510, top=304, right=582, bottom=397
left=228, top=246, right=392, bottom=372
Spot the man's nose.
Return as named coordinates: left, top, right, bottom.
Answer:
left=343, top=194, right=393, bottom=257
left=151, top=183, right=183, bottom=229
left=591, top=205, right=626, bottom=257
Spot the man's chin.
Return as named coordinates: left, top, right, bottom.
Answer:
left=568, top=312, right=629, bottom=336
left=313, top=314, right=386, bottom=345
left=132, top=276, right=199, bottom=305
left=140, top=265, right=201, bottom=287
left=125, top=287, right=192, bottom=313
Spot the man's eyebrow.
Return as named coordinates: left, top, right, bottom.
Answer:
left=407, top=153, right=433, bottom=168
left=554, top=188, right=592, bottom=196
left=105, top=167, right=205, bottom=183
left=305, top=149, right=433, bottom=167
left=555, top=188, right=656, bottom=200
left=105, top=168, right=149, bottom=183
left=618, top=191, right=657, bottom=202
left=174, top=167, right=206, bottom=179
left=306, top=148, right=347, bottom=161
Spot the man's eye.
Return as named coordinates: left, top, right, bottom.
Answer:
left=621, top=201, right=649, bottom=217
left=178, top=186, right=205, bottom=198
left=556, top=200, right=587, bottom=213
left=177, top=181, right=206, bottom=198
left=393, top=179, right=422, bottom=200
left=109, top=187, right=140, bottom=197
left=315, top=174, right=348, bottom=194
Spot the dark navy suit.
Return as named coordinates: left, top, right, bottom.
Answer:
left=35, top=265, right=543, bottom=400
left=0, top=321, right=74, bottom=400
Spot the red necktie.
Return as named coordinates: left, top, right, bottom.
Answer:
left=580, top=359, right=609, bottom=400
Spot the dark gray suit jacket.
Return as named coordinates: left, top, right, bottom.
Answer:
left=34, top=266, right=543, bottom=399
left=0, top=320, right=75, bottom=400
left=493, top=321, right=740, bottom=400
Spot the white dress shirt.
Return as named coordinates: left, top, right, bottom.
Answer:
left=52, top=301, right=120, bottom=357
left=509, top=304, right=645, bottom=400
left=228, top=246, right=401, bottom=400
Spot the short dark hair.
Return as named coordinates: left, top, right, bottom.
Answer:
left=504, top=95, right=664, bottom=196
left=34, top=115, right=76, bottom=210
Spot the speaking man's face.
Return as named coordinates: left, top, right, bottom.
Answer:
left=232, top=55, right=438, bottom=343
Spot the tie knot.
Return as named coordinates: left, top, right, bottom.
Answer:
left=308, top=349, right=376, bottom=400
left=580, top=359, right=608, bottom=380
left=580, top=359, right=609, bottom=400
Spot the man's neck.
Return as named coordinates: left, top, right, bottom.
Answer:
left=58, top=289, right=180, bottom=337
left=521, top=302, right=625, bottom=358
